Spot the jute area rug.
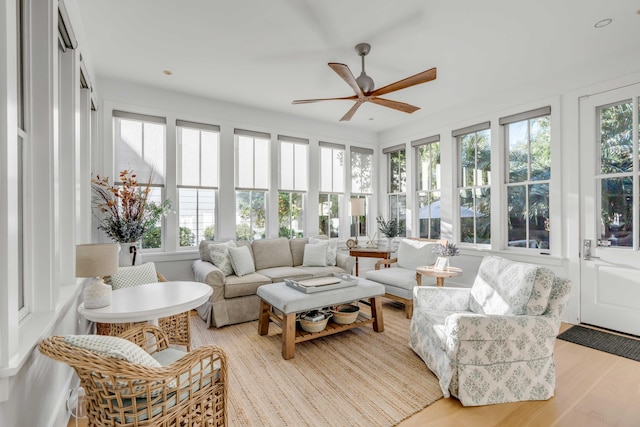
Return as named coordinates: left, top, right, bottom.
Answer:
left=191, top=301, right=443, bottom=427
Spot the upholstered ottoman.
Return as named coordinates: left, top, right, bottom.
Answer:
left=257, top=278, right=385, bottom=359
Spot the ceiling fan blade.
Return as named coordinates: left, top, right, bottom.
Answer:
left=292, top=95, right=357, bottom=104
left=328, top=63, right=364, bottom=98
left=370, top=67, right=437, bottom=97
left=340, top=101, right=364, bottom=121
left=369, top=97, right=420, bottom=114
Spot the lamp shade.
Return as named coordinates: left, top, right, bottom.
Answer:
left=76, top=243, right=119, bottom=277
left=350, top=198, right=365, bottom=216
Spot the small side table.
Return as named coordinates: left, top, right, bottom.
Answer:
left=416, top=265, right=463, bottom=287
left=349, top=248, right=394, bottom=276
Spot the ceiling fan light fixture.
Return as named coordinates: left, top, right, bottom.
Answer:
left=356, top=73, right=374, bottom=93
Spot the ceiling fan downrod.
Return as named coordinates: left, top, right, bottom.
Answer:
left=355, top=43, right=374, bottom=93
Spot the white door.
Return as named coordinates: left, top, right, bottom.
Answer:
left=580, top=84, right=640, bottom=335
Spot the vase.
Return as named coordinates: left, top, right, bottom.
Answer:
left=387, top=237, right=394, bottom=250
left=118, top=241, right=143, bottom=266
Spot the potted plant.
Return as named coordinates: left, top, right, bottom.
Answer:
left=376, top=216, right=404, bottom=249
left=435, top=242, right=460, bottom=268
left=91, top=170, right=171, bottom=265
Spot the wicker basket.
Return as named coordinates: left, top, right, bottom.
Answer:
left=331, top=304, right=360, bottom=324
left=299, top=311, right=332, bottom=333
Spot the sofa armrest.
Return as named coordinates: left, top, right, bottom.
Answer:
left=414, top=286, right=471, bottom=311
left=375, top=258, right=398, bottom=270
left=336, top=253, right=355, bottom=274
left=444, top=312, right=560, bottom=340
left=192, top=260, right=225, bottom=290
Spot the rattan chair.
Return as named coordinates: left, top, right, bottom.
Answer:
left=39, top=325, right=227, bottom=426
left=96, top=272, right=192, bottom=350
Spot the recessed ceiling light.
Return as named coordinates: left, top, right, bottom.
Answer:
left=594, top=18, right=612, bottom=28
left=368, top=117, right=374, bottom=121
left=163, top=70, right=173, bottom=76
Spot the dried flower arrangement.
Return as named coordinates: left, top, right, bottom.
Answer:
left=435, top=242, right=460, bottom=257
left=91, top=170, right=171, bottom=243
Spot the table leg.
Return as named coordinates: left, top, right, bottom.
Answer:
left=355, top=257, right=359, bottom=276
left=258, top=300, right=271, bottom=336
left=416, top=272, right=422, bottom=286
left=436, top=277, right=445, bottom=287
left=370, top=296, right=384, bottom=332
left=281, top=313, right=296, bottom=359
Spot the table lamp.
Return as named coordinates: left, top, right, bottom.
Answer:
left=350, top=198, right=365, bottom=248
left=76, top=243, right=119, bottom=308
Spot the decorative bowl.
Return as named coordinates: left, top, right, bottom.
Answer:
left=331, top=304, right=360, bottom=324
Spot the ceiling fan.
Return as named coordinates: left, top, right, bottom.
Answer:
left=292, top=43, right=437, bottom=121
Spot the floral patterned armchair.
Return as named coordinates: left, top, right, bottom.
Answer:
left=409, top=255, right=572, bottom=406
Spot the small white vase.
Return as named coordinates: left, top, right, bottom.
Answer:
left=118, top=241, right=143, bottom=266
left=387, top=237, right=394, bottom=250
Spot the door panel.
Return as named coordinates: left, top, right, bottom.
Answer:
left=580, top=84, right=640, bottom=335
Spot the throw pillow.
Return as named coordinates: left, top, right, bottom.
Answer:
left=109, top=262, right=157, bottom=290
left=396, top=239, right=439, bottom=270
left=309, top=237, right=338, bottom=266
left=228, top=245, right=256, bottom=277
left=469, top=256, right=538, bottom=315
left=302, top=242, right=328, bottom=267
left=207, top=240, right=237, bottom=276
left=64, top=334, right=174, bottom=394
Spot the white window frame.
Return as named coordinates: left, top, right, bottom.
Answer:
left=177, top=120, right=220, bottom=248
left=278, top=135, right=308, bottom=238
left=113, top=111, right=168, bottom=252
left=350, top=146, right=373, bottom=238
left=413, top=135, right=441, bottom=239
left=384, top=145, right=407, bottom=237
left=455, top=122, right=492, bottom=246
left=501, top=107, right=552, bottom=251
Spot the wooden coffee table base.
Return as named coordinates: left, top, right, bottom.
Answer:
left=258, top=296, right=384, bottom=360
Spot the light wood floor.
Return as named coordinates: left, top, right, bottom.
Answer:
left=68, top=323, right=640, bottom=427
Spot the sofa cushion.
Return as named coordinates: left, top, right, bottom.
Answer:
left=469, top=256, right=538, bottom=315
left=207, top=240, right=237, bottom=276
left=309, top=237, right=338, bottom=266
left=397, top=239, right=439, bottom=270
left=303, top=242, right=328, bottom=267
left=525, top=267, right=555, bottom=315
left=110, top=263, right=158, bottom=290
left=252, top=238, right=293, bottom=270
left=224, top=272, right=272, bottom=298
left=228, top=245, right=256, bottom=277
left=259, top=266, right=312, bottom=282
left=289, top=238, right=309, bottom=266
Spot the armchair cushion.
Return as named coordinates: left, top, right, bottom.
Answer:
left=396, top=239, right=439, bottom=270
left=365, top=267, right=417, bottom=297
left=469, top=256, right=538, bottom=315
left=64, top=334, right=161, bottom=367
left=110, top=262, right=158, bottom=290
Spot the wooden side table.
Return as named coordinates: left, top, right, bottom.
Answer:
left=349, top=248, right=394, bottom=276
left=416, top=266, right=463, bottom=287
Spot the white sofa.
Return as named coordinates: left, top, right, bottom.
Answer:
left=409, top=255, right=572, bottom=406
left=193, top=237, right=355, bottom=328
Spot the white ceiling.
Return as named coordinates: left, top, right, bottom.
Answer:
left=74, top=0, right=640, bottom=133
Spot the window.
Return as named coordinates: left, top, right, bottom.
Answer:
left=319, top=142, right=345, bottom=238
left=113, top=111, right=167, bottom=249
left=350, top=146, right=373, bottom=237
left=177, top=120, right=219, bottom=247
left=413, top=135, right=441, bottom=239
left=278, top=135, right=308, bottom=238
left=455, top=122, right=491, bottom=244
left=235, top=129, right=270, bottom=240
left=16, top=0, right=27, bottom=315
left=384, top=145, right=407, bottom=237
left=501, top=107, right=551, bottom=249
